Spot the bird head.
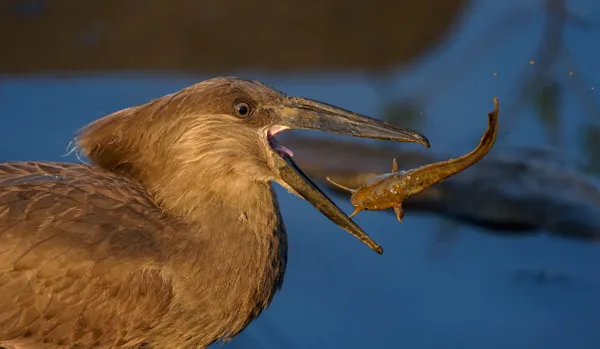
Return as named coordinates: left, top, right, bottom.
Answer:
left=78, top=77, right=429, bottom=254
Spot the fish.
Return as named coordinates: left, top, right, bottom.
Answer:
left=327, top=97, right=499, bottom=222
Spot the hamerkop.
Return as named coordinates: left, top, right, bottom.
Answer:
left=0, top=77, right=429, bottom=348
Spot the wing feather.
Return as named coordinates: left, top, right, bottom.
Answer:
left=0, top=162, right=174, bottom=348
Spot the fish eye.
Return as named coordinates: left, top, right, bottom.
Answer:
left=233, top=100, right=253, bottom=118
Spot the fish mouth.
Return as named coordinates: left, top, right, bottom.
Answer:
left=269, top=97, right=430, bottom=255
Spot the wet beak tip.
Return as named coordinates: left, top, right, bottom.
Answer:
left=374, top=245, right=384, bottom=255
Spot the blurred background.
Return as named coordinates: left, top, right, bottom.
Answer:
left=1, top=0, right=599, bottom=348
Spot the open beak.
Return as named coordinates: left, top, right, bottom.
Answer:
left=271, top=97, right=430, bottom=255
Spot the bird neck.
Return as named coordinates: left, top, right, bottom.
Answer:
left=77, top=105, right=287, bottom=340
left=161, top=178, right=288, bottom=342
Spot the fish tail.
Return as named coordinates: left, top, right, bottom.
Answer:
left=411, top=97, right=500, bottom=186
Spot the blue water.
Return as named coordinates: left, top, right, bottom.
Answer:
left=1, top=1, right=600, bottom=348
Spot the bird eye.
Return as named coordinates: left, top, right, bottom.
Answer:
left=233, top=101, right=253, bottom=118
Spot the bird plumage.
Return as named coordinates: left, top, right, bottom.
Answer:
left=0, top=161, right=286, bottom=348
left=0, top=77, right=290, bottom=348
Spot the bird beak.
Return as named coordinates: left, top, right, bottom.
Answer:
left=280, top=97, right=431, bottom=146
left=271, top=98, right=430, bottom=255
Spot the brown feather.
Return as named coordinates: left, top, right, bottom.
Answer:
left=0, top=77, right=289, bottom=348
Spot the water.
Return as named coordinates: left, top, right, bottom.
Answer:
left=1, top=1, right=600, bottom=348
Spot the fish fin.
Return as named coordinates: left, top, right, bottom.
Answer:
left=392, top=158, right=398, bottom=172
left=325, top=176, right=356, bottom=193
left=393, top=203, right=404, bottom=223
